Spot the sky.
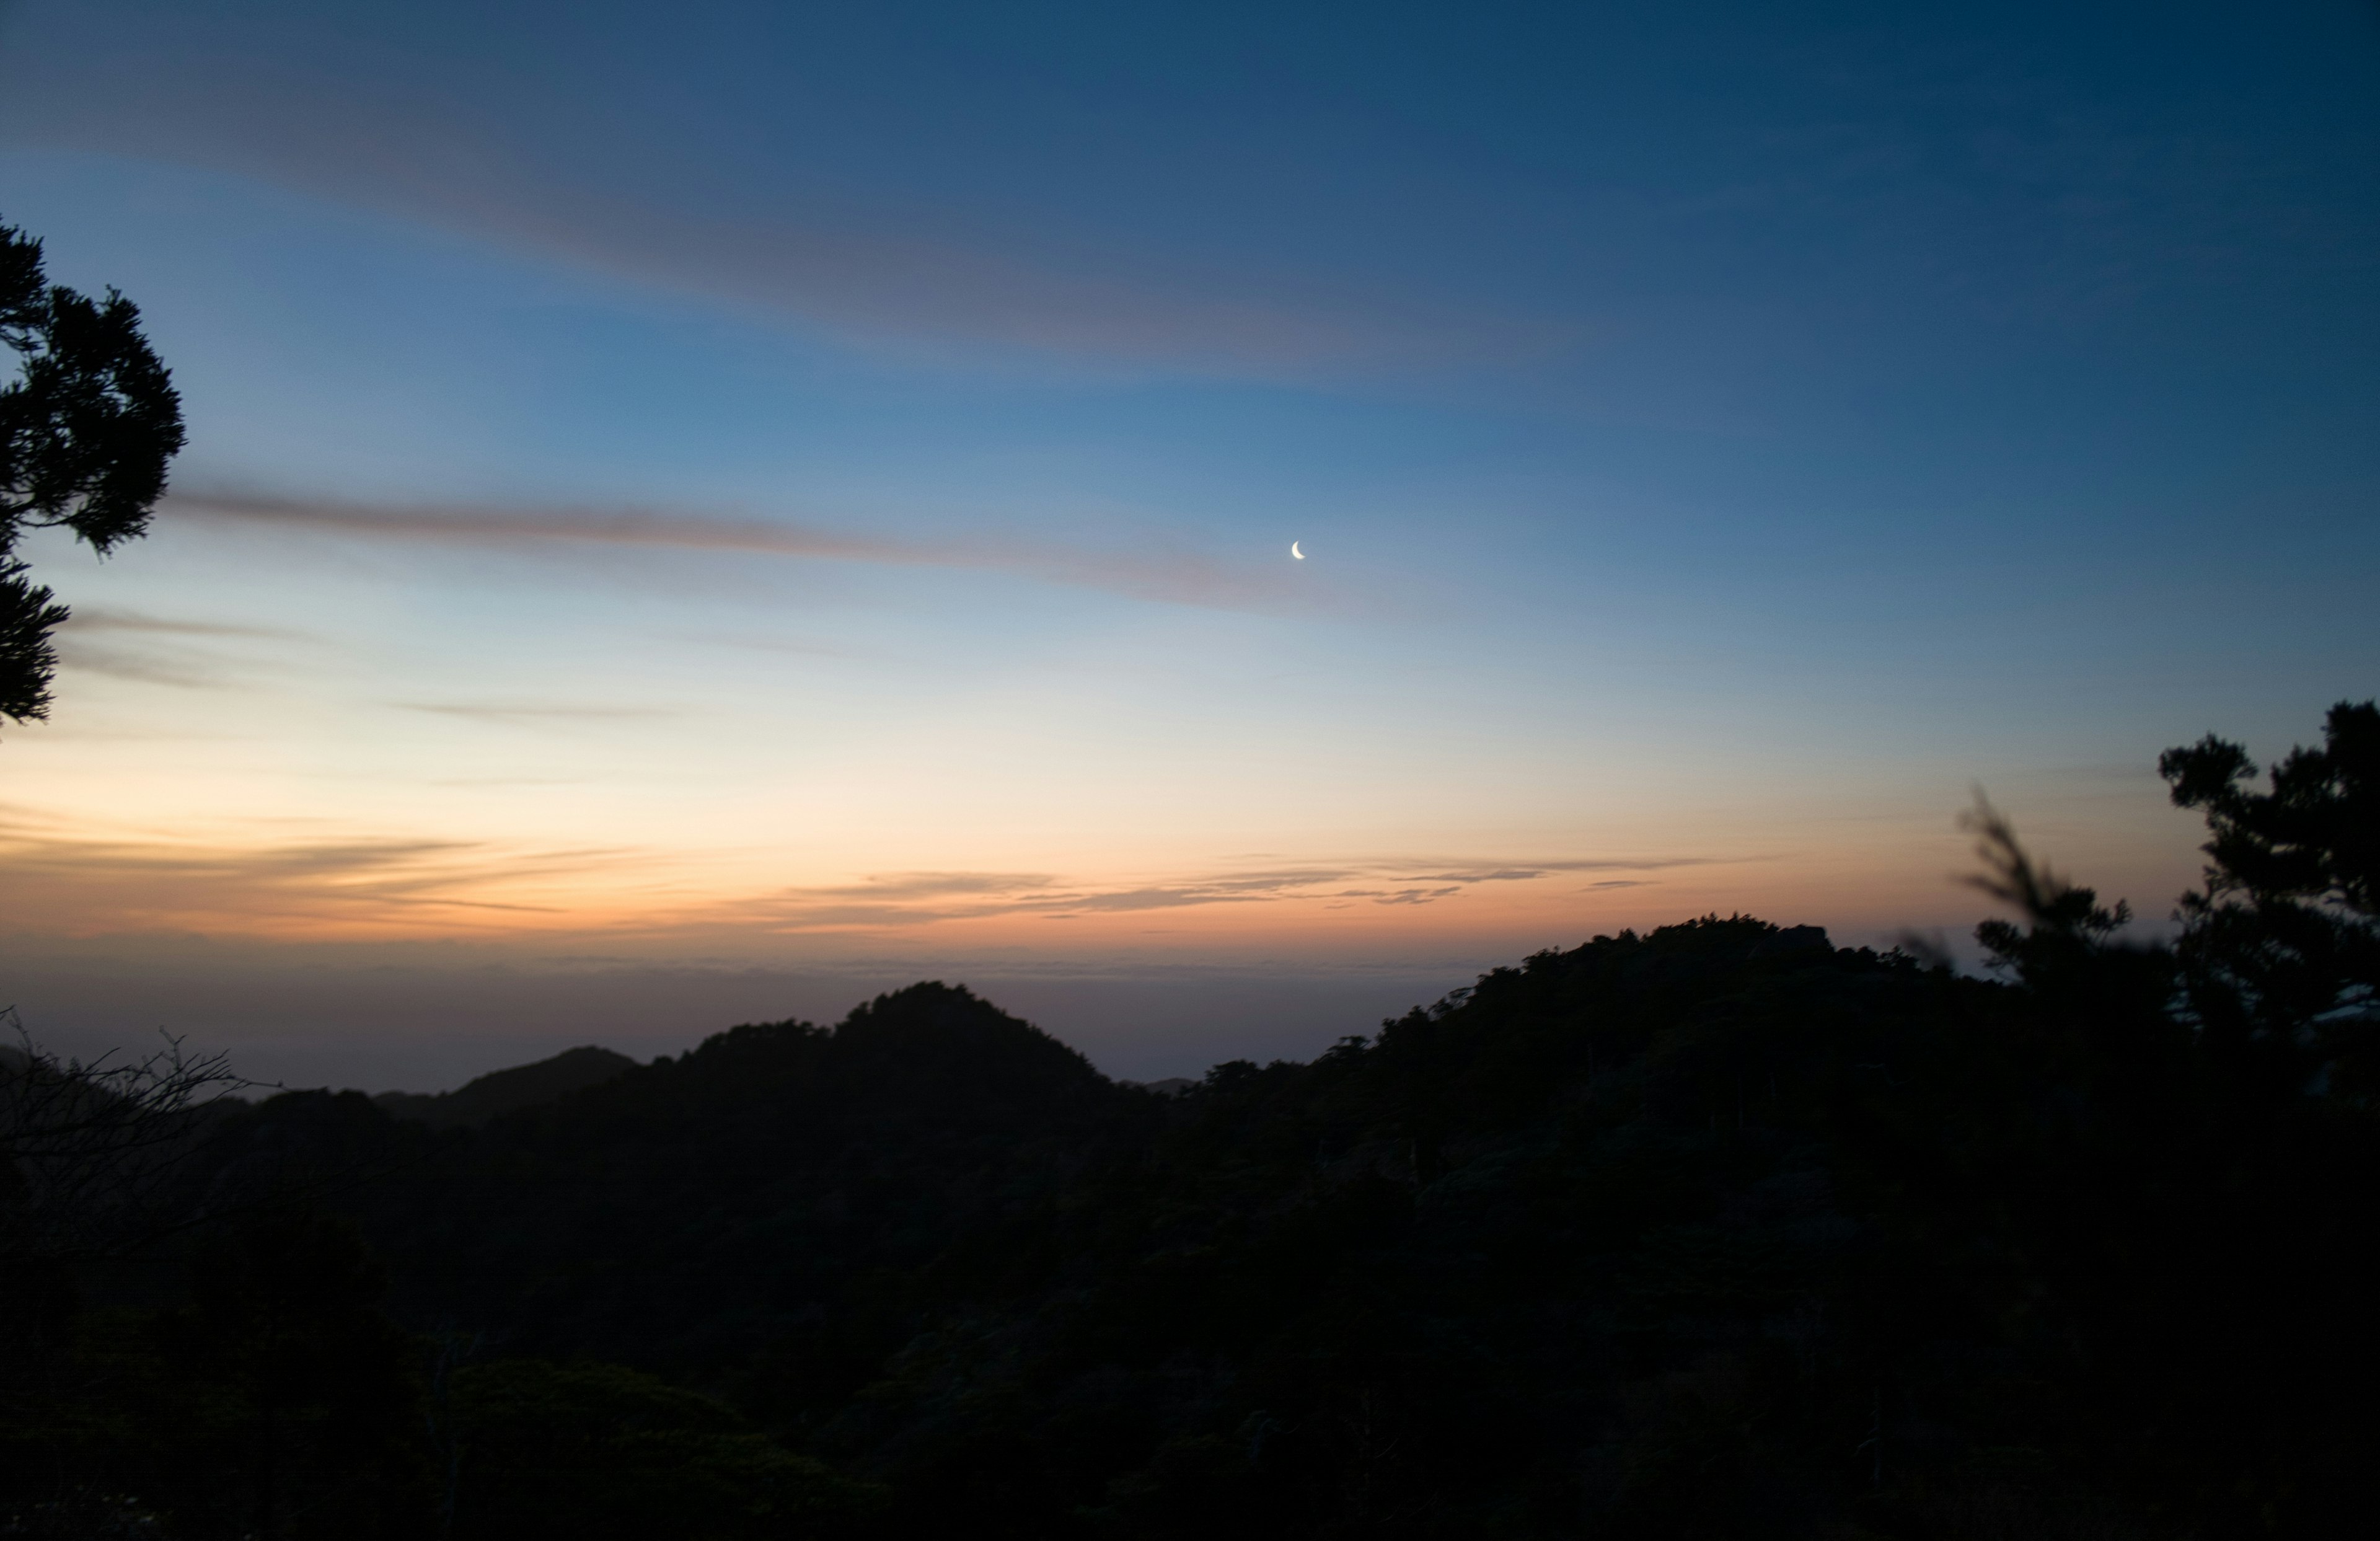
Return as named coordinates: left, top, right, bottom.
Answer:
left=1, top=0, right=2374, bottom=1088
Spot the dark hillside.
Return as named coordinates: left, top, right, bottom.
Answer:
left=372, top=1044, right=635, bottom=1129
left=202, top=982, right=1165, bottom=1374
left=801, top=919, right=1980, bottom=1538
left=782, top=911, right=2376, bottom=1539
left=166, top=902, right=2380, bottom=1538
left=23, top=705, right=2373, bottom=1539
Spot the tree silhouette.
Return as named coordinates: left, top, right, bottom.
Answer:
left=2162, top=700, right=2379, bottom=1100
left=0, top=218, right=185, bottom=726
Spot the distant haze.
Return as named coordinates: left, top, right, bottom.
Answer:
left=6, top=948, right=1473, bottom=1091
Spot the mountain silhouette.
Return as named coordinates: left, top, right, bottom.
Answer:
left=201, top=982, right=1160, bottom=1374
left=372, top=1044, right=635, bottom=1129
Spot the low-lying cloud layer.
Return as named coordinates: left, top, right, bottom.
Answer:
left=0, top=805, right=617, bottom=934
left=0, top=803, right=1743, bottom=943
left=705, top=857, right=1740, bottom=932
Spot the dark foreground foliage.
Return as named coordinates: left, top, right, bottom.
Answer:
left=5, top=703, right=2375, bottom=1539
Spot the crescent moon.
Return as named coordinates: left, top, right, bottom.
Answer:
left=1291, top=541, right=1305, bottom=559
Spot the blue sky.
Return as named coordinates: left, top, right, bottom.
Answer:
left=1, top=0, right=2373, bottom=1087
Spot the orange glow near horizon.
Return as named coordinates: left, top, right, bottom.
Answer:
left=0, top=748, right=2193, bottom=969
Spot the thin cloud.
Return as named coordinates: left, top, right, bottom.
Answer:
left=713, top=854, right=1765, bottom=932
left=1401, top=868, right=1551, bottom=883
left=0, top=815, right=1778, bottom=956
left=480, top=180, right=1515, bottom=378
left=1373, top=887, right=1465, bottom=906
left=0, top=808, right=632, bottom=935
left=170, top=490, right=1305, bottom=614
left=51, top=640, right=232, bottom=691
left=51, top=607, right=316, bottom=691
left=61, top=607, right=309, bottom=642
left=1401, top=858, right=1732, bottom=883
left=9, top=56, right=1557, bottom=379
left=801, top=872, right=1063, bottom=904
left=401, top=702, right=681, bottom=726
left=682, top=633, right=871, bottom=661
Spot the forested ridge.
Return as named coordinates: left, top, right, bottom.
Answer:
left=5, top=704, right=2374, bottom=1539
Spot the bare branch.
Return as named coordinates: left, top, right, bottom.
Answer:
left=0, top=1007, right=268, bottom=1261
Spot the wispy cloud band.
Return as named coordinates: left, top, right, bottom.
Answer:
left=0, top=805, right=627, bottom=935
left=0, top=805, right=1752, bottom=940
left=10, top=53, right=1554, bottom=379
left=169, top=490, right=1305, bottom=613
left=714, top=855, right=1745, bottom=932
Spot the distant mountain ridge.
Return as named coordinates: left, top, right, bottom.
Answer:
left=174, top=901, right=2380, bottom=1537
left=371, top=1044, right=635, bottom=1129
left=221, top=982, right=1160, bottom=1372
